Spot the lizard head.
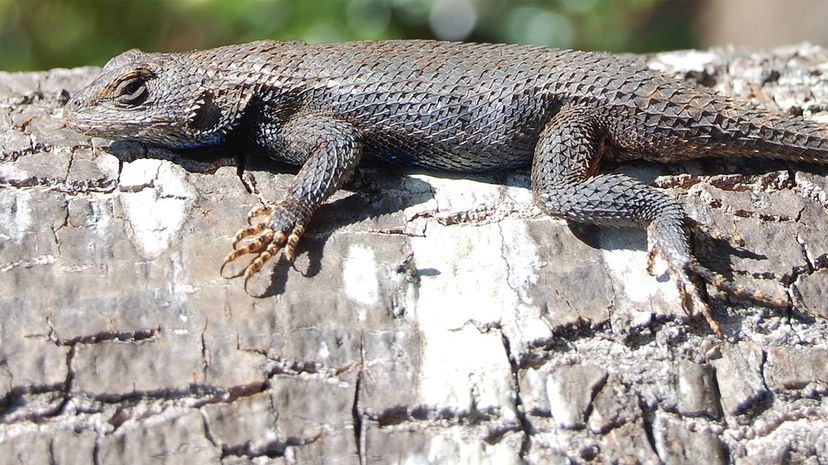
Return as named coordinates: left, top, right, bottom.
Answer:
left=64, top=48, right=236, bottom=148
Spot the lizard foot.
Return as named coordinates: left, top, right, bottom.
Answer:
left=647, top=244, right=791, bottom=338
left=220, top=201, right=309, bottom=294
left=685, top=221, right=791, bottom=312
left=647, top=243, right=722, bottom=336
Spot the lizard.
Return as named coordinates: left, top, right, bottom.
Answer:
left=62, top=40, right=828, bottom=334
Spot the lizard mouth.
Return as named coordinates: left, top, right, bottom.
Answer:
left=61, top=101, right=118, bottom=137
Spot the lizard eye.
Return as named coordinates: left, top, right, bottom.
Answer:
left=114, top=77, right=148, bottom=106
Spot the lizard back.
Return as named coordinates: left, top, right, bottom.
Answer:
left=66, top=40, right=828, bottom=171
left=194, top=40, right=828, bottom=170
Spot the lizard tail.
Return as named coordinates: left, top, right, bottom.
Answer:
left=724, top=107, right=828, bottom=164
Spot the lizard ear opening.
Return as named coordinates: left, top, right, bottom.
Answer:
left=188, top=91, right=222, bottom=133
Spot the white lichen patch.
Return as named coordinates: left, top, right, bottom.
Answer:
left=430, top=177, right=504, bottom=212
left=499, top=220, right=541, bottom=304
left=317, top=341, right=331, bottom=361
left=342, top=244, right=379, bottom=306
left=409, top=222, right=520, bottom=413
left=119, top=160, right=194, bottom=258
left=795, top=172, right=828, bottom=206
left=647, top=49, right=717, bottom=75
left=418, top=325, right=516, bottom=417
left=0, top=163, right=27, bottom=185
left=0, top=188, right=33, bottom=242
left=155, top=162, right=194, bottom=200
left=406, top=173, right=504, bottom=214
left=119, top=158, right=161, bottom=191
left=411, top=222, right=511, bottom=325
left=544, top=375, right=576, bottom=428
left=503, top=182, right=535, bottom=205
left=401, top=428, right=522, bottom=465
left=601, top=246, right=682, bottom=318
left=498, top=220, right=554, bottom=344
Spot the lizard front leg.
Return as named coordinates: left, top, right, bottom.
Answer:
left=223, top=114, right=362, bottom=291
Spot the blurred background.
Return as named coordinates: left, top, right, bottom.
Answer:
left=1, top=0, right=828, bottom=71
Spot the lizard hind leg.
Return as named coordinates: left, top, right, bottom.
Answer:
left=531, top=105, right=725, bottom=335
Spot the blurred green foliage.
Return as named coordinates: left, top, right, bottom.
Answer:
left=0, top=0, right=697, bottom=71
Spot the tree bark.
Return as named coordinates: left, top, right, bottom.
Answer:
left=1, top=44, right=827, bottom=464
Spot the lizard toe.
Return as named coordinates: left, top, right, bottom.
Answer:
left=220, top=228, right=275, bottom=278
left=232, top=222, right=270, bottom=249
left=243, top=242, right=284, bottom=296
left=221, top=200, right=312, bottom=288
left=284, top=222, right=306, bottom=262
left=246, top=204, right=273, bottom=225
left=682, top=265, right=724, bottom=338
left=647, top=231, right=724, bottom=336
left=672, top=264, right=723, bottom=337
left=689, top=263, right=791, bottom=311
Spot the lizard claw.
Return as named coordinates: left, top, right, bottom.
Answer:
left=242, top=242, right=282, bottom=294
